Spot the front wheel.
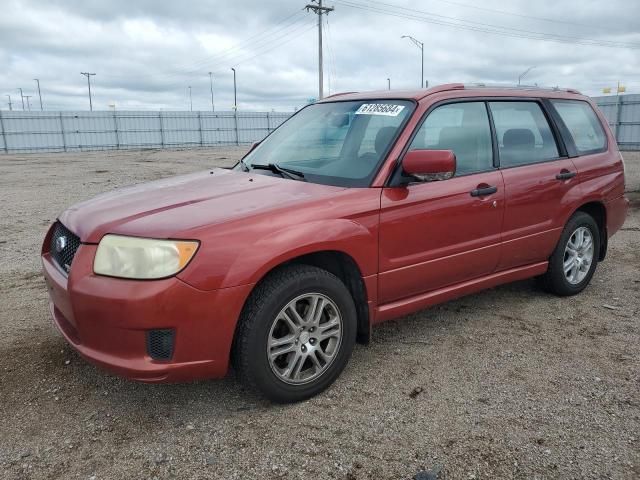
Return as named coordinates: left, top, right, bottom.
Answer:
left=233, top=265, right=357, bottom=403
left=538, top=211, right=600, bottom=296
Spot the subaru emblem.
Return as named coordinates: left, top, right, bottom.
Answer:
left=55, top=235, right=67, bottom=253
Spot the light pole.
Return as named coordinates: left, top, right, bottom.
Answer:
left=80, top=72, right=96, bottom=111
left=6, top=95, right=12, bottom=111
left=231, top=67, right=238, bottom=146
left=188, top=86, right=193, bottom=111
left=17, top=88, right=25, bottom=111
left=387, top=78, right=391, bottom=90
left=24, top=95, right=32, bottom=111
left=34, top=78, right=43, bottom=110
left=517, top=66, right=536, bottom=86
left=231, top=68, right=237, bottom=111
left=401, top=35, right=424, bottom=88
left=208, top=72, right=215, bottom=112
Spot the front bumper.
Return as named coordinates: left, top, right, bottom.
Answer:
left=42, top=241, right=253, bottom=383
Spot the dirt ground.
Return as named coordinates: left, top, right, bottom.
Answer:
left=0, top=148, right=638, bottom=480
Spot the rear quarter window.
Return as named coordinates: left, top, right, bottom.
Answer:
left=551, top=100, right=607, bottom=154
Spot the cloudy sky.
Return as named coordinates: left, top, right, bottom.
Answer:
left=1, top=0, right=639, bottom=112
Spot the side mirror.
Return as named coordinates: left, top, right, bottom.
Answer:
left=402, top=149, right=456, bottom=182
left=247, top=141, right=261, bottom=154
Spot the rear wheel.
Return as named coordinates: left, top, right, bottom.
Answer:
left=233, top=265, right=357, bottom=403
left=538, top=212, right=600, bottom=296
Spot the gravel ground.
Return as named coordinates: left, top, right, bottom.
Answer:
left=0, top=148, right=638, bottom=480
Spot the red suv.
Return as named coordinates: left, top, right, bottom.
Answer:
left=42, top=84, right=628, bottom=402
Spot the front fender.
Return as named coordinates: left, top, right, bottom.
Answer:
left=178, top=189, right=382, bottom=291
left=235, top=218, right=377, bottom=287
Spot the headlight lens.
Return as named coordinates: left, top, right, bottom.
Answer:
left=94, top=235, right=199, bottom=279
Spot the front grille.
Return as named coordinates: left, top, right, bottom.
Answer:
left=147, top=329, right=175, bottom=361
left=49, top=222, right=81, bottom=275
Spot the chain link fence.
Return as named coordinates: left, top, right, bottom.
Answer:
left=0, top=110, right=292, bottom=154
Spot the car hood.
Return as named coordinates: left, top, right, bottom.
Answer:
left=59, top=168, right=345, bottom=243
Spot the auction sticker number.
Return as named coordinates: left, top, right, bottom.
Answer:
left=355, top=104, right=405, bottom=116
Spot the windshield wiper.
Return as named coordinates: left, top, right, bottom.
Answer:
left=251, top=163, right=306, bottom=181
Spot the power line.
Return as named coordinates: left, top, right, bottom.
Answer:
left=102, top=9, right=310, bottom=82
left=157, top=19, right=316, bottom=92
left=334, top=0, right=640, bottom=49
left=425, top=0, right=595, bottom=28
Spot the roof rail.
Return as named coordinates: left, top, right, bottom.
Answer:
left=463, top=83, right=582, bottom=95
left=323, top=91, right=358, bottom=100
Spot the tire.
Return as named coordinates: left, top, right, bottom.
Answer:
left=233, top=264, right=357, bottom=403
left=538, top=211, right=600, bottom=296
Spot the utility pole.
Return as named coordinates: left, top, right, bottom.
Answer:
left=208, top=72, right=215, bottom=112
left=306, top=0, right=334, bottom=100
left=17, top=88, right=25, bottom=110
left=188, top=86, right=193, bottom=111
left=387, top=78, right=391, bottom=90
left=34, top=78, right=43, bottom=110
left=5, top=95, right=12, bottom=111
left=80, top=72, right=96, bottom=111
left=401, top=35, right=424, bottom=88
left=24, top=95, right=32, bottom=111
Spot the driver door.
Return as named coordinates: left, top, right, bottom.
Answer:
left=378, top=101, right=504, bottom=304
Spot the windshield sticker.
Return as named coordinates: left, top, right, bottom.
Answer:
left=355, top=104, right=405, bottom=116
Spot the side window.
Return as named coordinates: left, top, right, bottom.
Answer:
left=489, top=101, right=559, bottom=167
left=409, top=102, right=493, bottom=175
left=551, top=100, right=606, bottom=154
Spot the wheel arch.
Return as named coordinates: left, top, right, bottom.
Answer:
left=573, top=201, right=607, bottom=260
left=233, top=250, right=372, bottom=360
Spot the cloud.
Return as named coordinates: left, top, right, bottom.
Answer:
left=1, top=0, right=638, bottom=112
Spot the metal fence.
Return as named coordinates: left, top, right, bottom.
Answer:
left=594, top=94, right=640, bottom=151
left=1, top=96, right=638, bottom=154
left=0, top=110, right=292, bottom=154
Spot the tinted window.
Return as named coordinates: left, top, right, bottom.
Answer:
left=551, top=100, right=606, bottom=154
left=410, top=102, right=493, bottom=175
left=489, top=101, right=559, bottom=167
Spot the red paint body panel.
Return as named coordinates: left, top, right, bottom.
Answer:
left=42, top=85, right=628, bottom=383
left=378, top=170, right=504, bottom=303
left=42, top=245, right=252, bottom=381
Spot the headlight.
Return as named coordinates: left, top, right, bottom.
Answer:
left=94, top=235, right=199, bottom=279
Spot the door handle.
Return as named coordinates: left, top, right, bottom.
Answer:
left=470, top=185, right=498, bottom=197
left=556, top=171, right=576, bottom=180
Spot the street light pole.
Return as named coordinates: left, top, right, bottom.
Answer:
left=34, top=78, right=43, bottom=110
left=387, top=78, right=391, bottom=90
left=231, top=67, right=238, bottom=146
left=517, top=66, right=536, bottom=86
left=401, top=35, right=424, bottom=88
left=208, top=72, right=214, bottom=112
left=24, top=95, right=32, bottom=111
left=188, top=86, right=193, bottom=111
left=231, top=68, right=237, bottom=111
left=17, top=88, right=25, bottom=111
left=80, top=72, right=96, bottom=111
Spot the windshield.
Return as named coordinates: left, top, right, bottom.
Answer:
left=237, top=100, right=414, bottom=187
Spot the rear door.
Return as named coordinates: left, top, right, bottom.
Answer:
left=378, top=101, right=504, bottom=304
left=489, top=100, right=581, bottom=271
